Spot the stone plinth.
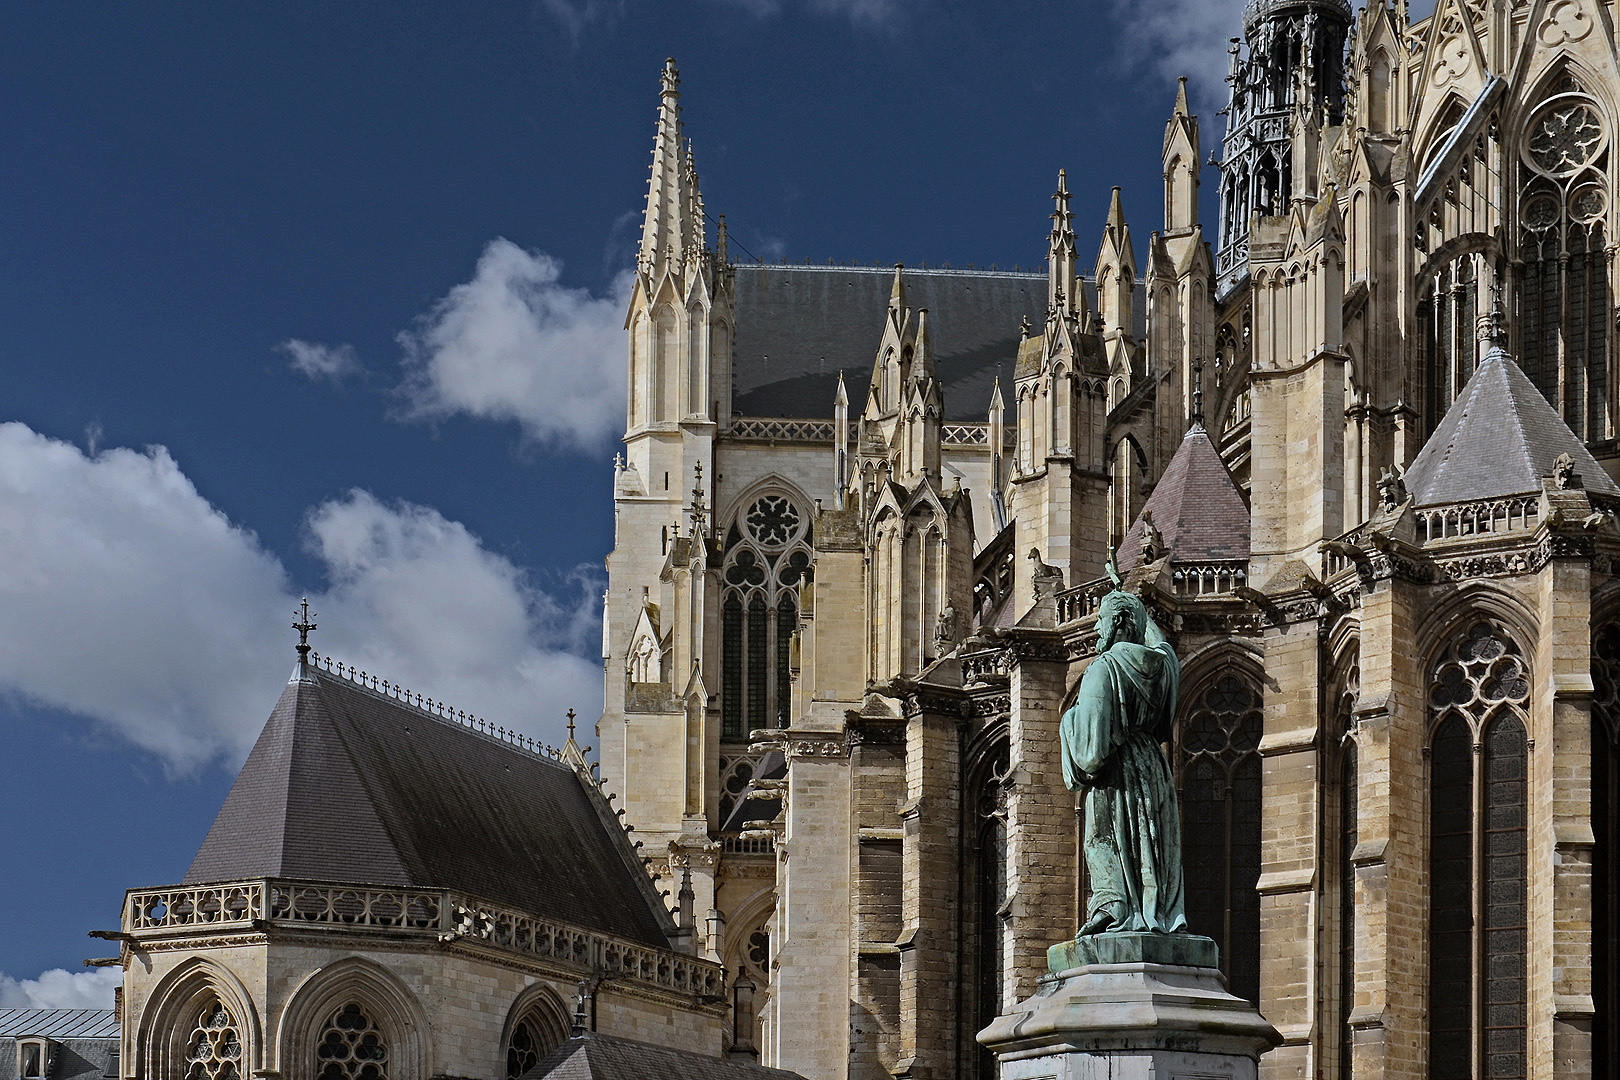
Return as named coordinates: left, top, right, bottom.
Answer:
left=978, top=933, right=1281, bottom=1080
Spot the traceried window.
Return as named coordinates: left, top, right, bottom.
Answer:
left=969, top=741, right=1009, bottom=1080
left=1418, top=252, right=1483, bottom=435
left=1176, top=673, right=1263, bottom=1006
left=721, top=493, right=811, bottom=740
left=1593, top=619, right=1620, bottom=1076
left=1517, top=83, right=1611, bottom=441
left=1427, top=621, right=1530, bottom=1080
left=316, top=1004, right=388, bottom=1080
left=1330, top=662, right=1361, bottom=1080
left=184, top=1000, right=243, bottom=1080
left=503, top=1003, right=566, bottom=1080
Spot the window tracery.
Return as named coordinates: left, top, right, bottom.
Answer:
left=721, top=493, right=811, bottom=740
left=1330, top=661, right=1360, bottom=1080
left=316, top=1004, right=388, bottom=1080
left=502, top=1001, right=567, bottom=1080
left=1515, top=83, right=1610, bottom=440
left=1176, top=672, right=1262, bottom=1006
left=1426, top=620, right=1529, bottom=1080
left=184, top=1002, right=243, bottom=1080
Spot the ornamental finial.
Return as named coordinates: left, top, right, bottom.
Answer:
left=293, top=598, right=317, bottom=661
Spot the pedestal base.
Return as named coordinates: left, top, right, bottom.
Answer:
left=978, top=933, right=1280, bottom=1080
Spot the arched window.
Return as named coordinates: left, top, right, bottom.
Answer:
left=1176, top=671, right=1263, bottom=1005
left=1329, top=659, right=1361, bottom=1080
left=1593, top=619, right=1620, bottom=1074
left=721, top=492, right=811, bottom=740
left=1516, top=79, right=1610, bottom=440
left=1427, top=620, right=1531, bottom=1080
left=316, top=1004, right=388, bottom=1080
left=184, top=999, right=244, bottom=1080
left=1417, top=251, right=1484, bottom=434
left=967, top=737, right=1009, bottom=1080
left=503, top=993, right=570, bottom=1080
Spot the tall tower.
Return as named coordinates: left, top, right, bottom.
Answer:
left=1215, top=0, right=1352, bottom=298
left=601, top=58, right=734, bottom=869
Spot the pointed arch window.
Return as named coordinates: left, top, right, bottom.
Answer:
left=1516, top=81, right=1610, bottom=441
left=316, top=1004, right=388, bottom=1080
left=184, top=1000, right=244, bottom=1080
left=503, top=997, right=569, bottom=1080
left=1592, top=619, right=1620, bottom=1075
left=721, top=493, right=811, bottom=740
left=1330, top=659, right=1361, bottom=1080
left=1426, top=620, right=1530, bottom=1080
left=1176, top=672, right=1263, bottom=1005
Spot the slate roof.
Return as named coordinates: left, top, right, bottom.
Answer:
left=1118, top=424, right=1251, bottom=570
left=185, top=665, right=672, bottom=950
left=1404, top=346, right=1620, bottom=506
left=0, top=1011, right=118, bottom=1040
left=730, top=265, right=1147, bottom=420
left=521, top=1032, right=806, bottom=1080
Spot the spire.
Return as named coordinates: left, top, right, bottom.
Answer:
left=1106, top=185, right=1127, bottom=232
left=889, top=263, right=908, bottom=313
left=1097, top=187, right=1136, bottom=340
left=834, top=371, right=849, bottom=510
left=1048, top=169, right=1079, bottom=317
left=989, top=377, right=1008, bottom=531
left=911, top=309, right=936, bottom=383
left=639, top=58, right=701, bottom=278
left=1174, top=75, right=1190, bottom=117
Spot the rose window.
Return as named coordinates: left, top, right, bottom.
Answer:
left=744, top=496, right=802, bottom=547
left=316, top=1004, right=388, bottom=1080
left=185, top=1001, right=243, bottom=1080
left=1526, top=102, right=1604, bottom=175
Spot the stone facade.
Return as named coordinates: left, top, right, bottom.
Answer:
left=601, top=5, right=1620, bottom=1080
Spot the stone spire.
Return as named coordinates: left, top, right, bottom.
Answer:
left=834, top=371, right=850, bottom=510
left=1096, top=187, right=1136, bottom=345
left=989, top=376, right=1008, bottom=530
left=639, top=58, right=701, bottom=278
left=1048, top=169, right=1082, bottom=320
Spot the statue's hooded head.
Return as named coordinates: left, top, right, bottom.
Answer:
left=1096, top=589, right=1148, bottom=651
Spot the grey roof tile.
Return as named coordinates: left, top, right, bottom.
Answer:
left=522, top=1032, right=806, bottom=1080
left=1405, top=346, right=1620, bottom=506
left=185, top=669, right=671, bottom=949
left=1118, top=425, right=1251, bottom=570
left=730, top=265, right=1146, bottom=421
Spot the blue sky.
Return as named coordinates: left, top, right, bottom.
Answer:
left=0, top=0, right=1276, bottom=999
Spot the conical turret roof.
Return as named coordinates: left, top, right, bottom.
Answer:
left=1404, top=346, right=1620, bottom=506
left=1118, top=424, right=1250, bottom=571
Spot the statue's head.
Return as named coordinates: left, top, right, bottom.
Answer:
left=1096, top=589, right=1147, bottom=651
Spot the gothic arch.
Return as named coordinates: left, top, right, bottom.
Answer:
left=719, top=478, right=812, bottom=738
left=139, top=957, right=262, bottom=1080
left=277, top=957, right=429, bottom=1080
left=499, top=985, right=570, bottom=1080
left=1413, top=585, right=1539, bottom=670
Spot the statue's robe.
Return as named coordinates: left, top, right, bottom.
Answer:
left=1060, top=638, right=1187, bottom=933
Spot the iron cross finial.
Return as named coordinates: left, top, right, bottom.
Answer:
left=566, top=708, right=577, bottom=742
left=1191, top=358, right=1205, bottom=427
left=293, top=598, right=318, bottom=660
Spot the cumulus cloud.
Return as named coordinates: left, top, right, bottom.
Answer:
left=1109, top=0, right=1246, bottom=115
left=0, top=422, right=603, bottom=772
left=395, top=239, right=631, bottom=452
left=0, top=968, right=122, bottom=1009
left=281, top=339, right=364, bottom=382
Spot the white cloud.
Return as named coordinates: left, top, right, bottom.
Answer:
left=708, top=0, right=911, bottom=26
left=540, top=0, right=627, bottom=45
left=0, top=968, right=121, bottom=1010
left=395, top=239, right=631, bottom=452
left=1109, top=0, right=1246, bottom=115
left=281, top=339, right=364, bottom=382
left=0, top=422, right=603, bottom=772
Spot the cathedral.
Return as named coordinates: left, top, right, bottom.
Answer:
left=106, top=2, right=1620, bottom=1080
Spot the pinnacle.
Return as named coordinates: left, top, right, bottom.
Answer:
left=835, top=370, right=849, bottom=407
left=1174, top=76, right=1190, bottom=117
left=1107, top=186, right=1127, bottom=230
left=889, top=263, right=907, bottom=311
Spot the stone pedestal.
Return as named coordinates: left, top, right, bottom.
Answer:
left=978, top=933, right=1280, bottom=1080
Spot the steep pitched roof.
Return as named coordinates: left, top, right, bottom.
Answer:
left=522, top=1032, right=806, bottom=1080
left=730, top=265, right=1147, bottom=420
left=1118, top=425, right=1251, bottom=570
left=185, top=666, right=672, bottom=950
left=1404, top=346, right=1620, bottom=506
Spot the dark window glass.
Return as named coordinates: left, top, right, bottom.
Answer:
left=747, top=597, right=768, bottom=730
left=775, top=597, right=796, bottom=727
left=1430, top=717, right=1473, bottom=1080
left=723, top=596, right=743, bottom=739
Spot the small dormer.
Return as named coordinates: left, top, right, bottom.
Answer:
left=17, top=1037, right=52, bottom=1080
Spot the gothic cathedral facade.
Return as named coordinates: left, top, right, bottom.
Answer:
left=600, top=3, right=1620, bottom=1079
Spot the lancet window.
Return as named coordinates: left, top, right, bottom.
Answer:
left=1426, top=620, right=1529, bottom=1080
left=1176, top=672, right=1263, bottom=1006
left=967, top=737, right=1009, bottom=1080
left=316, top=1004, right=388, bottom=1080
left=721, top=492, right=811, bottom=740
left=1328, top=660, right=1361, bottom=1080
left=1515, top=82, right=1611, bottom=441
left=1417, top=251, right=1484, bottom=434
left=503, top=999, right=568, bottom=1080
left=1593, top=619, right=1620, bottom=1075
left=184, top=1000, right=244, bottom=1080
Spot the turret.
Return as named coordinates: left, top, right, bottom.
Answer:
left=1097, top=187, right=1137, bottom=391
left=1163, top=77, right=1200, bottom=235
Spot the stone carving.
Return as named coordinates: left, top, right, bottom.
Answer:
left=934, top=602, right=959, bottom=655
left=1140, top=509, right=1162, bottom=563
left=1029, top=548, right=1066, bottom=599
left=1377, top=466, right=1408, bottom=511
left=1552, top=451, right=1579, bottom=489
left=1059, top=562, right=1187, bottom=936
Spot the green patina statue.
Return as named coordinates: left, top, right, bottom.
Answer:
left=1059, top=555, right=1187, bottom=936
